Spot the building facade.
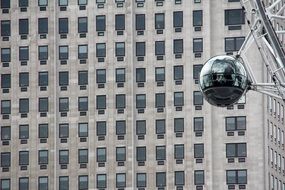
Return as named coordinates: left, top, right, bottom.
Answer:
left=0, top=0, right=283, bottom=189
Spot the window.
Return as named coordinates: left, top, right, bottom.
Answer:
left=137, top=173, right=146, bottom=188
left=1, top=179, right=10, bottom=190
left=193, top=65, right=203, bottom=79
left=96, top=43, right=106, bottom=57
left=136, top=42, right=145, bottom=57
left=174, top=92, right=184, bottom=106
left=96, top=95, right=106, bottom=110
left=226, top=116, right=246, bottom=131
left=78, top=97, right=88, bottom=111
left=1, top=152, right=10, bottom=167
left=78, top=149, right=88, bottom=163
left=1, top=74, right=10, bottom=88
left=19, top=151, right=29, bottom=165
left=174, top=39, right=183, bottom=54
left=97, top=121, right=106, bottom=136
left=78, top=123, right=88, bottom=137
left=1, top=48, right=10, bottom=62
left=116, top=173, right=126, bottom=188
left=175, top=171, right=185, bottom=186
left=96, top=15, right=106, bottom=32
left=136, top=68, right=146, bottom=83
left=136, top=147, right=146, bottom=161
left=116, top=94, right=126, bottom=109
left=78, top=71, right=88, bottom=86
left=97, top=147, right=106, bottom=162
left=193, top=91, right=203, bottom=105
left=59, top=123, right=69, bottom=138
left=225, top=37, right=245, bottom=52
left=174, top=118, right=184, bottom=133
left=78, top=0, right=87, bottom=5
left=136, top=14, right=145, bottom=31
left=156, top=119, right=165, bottom=134
left=1, top=0, right=10, bottom=8
left=193, top=38, right=203, bottom=53
left=97, top=174, right=106, bottom=189
left=59, top=18, right=68, bottom=34
left=78, top=45, right=88, bottom=59
left=78, top=176, right=88, bottom=190
left=38, top=72, right=48, bottom=86
left=155, top=93, right=165, bottom=108
left=115, top=14, right=125, bottom=31
left=38, top=150, right=48, bottom=165
left=19, top=46, right=29, bottom=61
left=115, top=42, right=125, bottom=57
left=1, top=20, right=10, bottom=36
left=59, top=71, right=69, bottom=86
left=59, top=176, right=69, bottom=190
left=59, top=46, right=68, bottom=60
left=173, top=11, right=183, bottom=28
left=38, top=46, right=48, bottom=60
left=155, top=67, right=165, bottom=82
left=174, top=66, right=183, bottom=80
left=194, top=117, right=204, bottom=132
left=155, top=41, right=165, bottom=55
left=78, top=17, right=87, bottom=33
left=193, top=10, right=203, bottom=26
left=174, top=144, right=184, bottom=159
left=1, top=100, right=11, bottom=114
left=59, top=98, right=69, bottom=112
left=194, top=170, right=204, bottom=185
left=19, top=125, right=29, bottom=139
left=19, top=0, right=29, bottom=7
left=116, top=120, right=126, bottom=135
left=19, top=19, right=29, bottom=35
left=136, top=94, right=146, bottom=109
left=38, top=0, right=48, bottom=6
left=1, top=126, right=10, bottom=140
left=38, top=18, right=48, bottom=34
left=59, top=0, right=68, bottom=6
left=194, top=144, right=204, bottom=158
left=19, top=72, right=29, bottom=87
left=156, top=172, right=166, bottom=187
left=19, top=99, right=29, bottom=113
left=226, top=170, right=247, bottom=184
left=116, top=147, right=126, bottom=161
left=226, top=143, right=247, bottom=157
left=116, top=68, right=125, bottom=82
left=38, top=177, right=48, bottom=190
left=59, top=150, right=69, bottom=164
left=96, top=69, right=106, bottom=83
left=39, top=124, right=48, bottom=138
left=225, top=9, right=245, bottom=25
left=155, top=13, right=165, bottom=29
left=19, top=177, right=29, bottom=190
left=136, top=120, right=146, bottom=136
left=39, top=98, right=48, bottom=112
left=156, top=146, right=166, bottom=160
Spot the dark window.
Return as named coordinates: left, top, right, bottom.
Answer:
left=115, top=14, right=125, bottom=30
left=38, top=124, right=48, bottom=138
left=19, top=0, right=29, bottom=7
left=136, top=68, right=146, bottom=82
left=97, top=174, right=106, bottom=189
left=194, top=144, right=204, bottom=158
left=155, top=67, right=165, bottom=82
left=174, top=66, right=183, bottom=80
left=96, top=95, right=106, bottom=110
left=78, top=149, right=88, bottom=163
left=19, top=125, right=29, bottom=139
left=59, top=18, right=68, bottom=34
left=78, top=123, right=88, bottom=137
left=156, top=119, right=165, bottom=134
left=155, top=93, right=165, bottom=108
left=226, top=116, right=246, bottom=131
left=174, top=118, right=184, bottom=133
left=116, top=120, right=126, bottom=135
left=96, top=69, right=106, bottom=83
left=193, top=38, right=203, bottom=53
left=137, top=173, right=146, bottom=188
left=59, top=72, right=69, bottom=86
left=1, top=0, right=10, bottom=8
left=1, top=126, right=10, bottom=140
left=156, top=172, right=166, bottom=187
left=97, top=121, right=106, bottom=136
left=38, top=150, right=48, bottom=165
left=38, top=72, right=48, bottom=86
left=38, top=0, right=48, bottom=6
left=1, top=152, right=10, bottom=167
left=193, top=10, right=203, bottom=26
left=19, top=151, right=29, bottom=165
left=78, top=45, right=88, bottom=59
left=193, top=91, right=203, bottom=105
left=194, top=170, right=204, bottom=185
left=38, top=99, right=48, bottom=115
left=59, top=46, right=68, bottom=60
left=136, top=14, right=145, bottom=30
left=59, top=98, right=69, bottom=112
left=1, top=48, right=10, bottom=62
left=1, top=179, right=10, bottom=190
left=156, top=146, right=166, bottom=160
left=78, top=71, right=88, bottom=85
left=226, top=170, right=247, bottom=184
left=116, top=173, right=126, bottom=188
left=59, top=123, right=69, bottom=138
left=59, top=150, right=69, bottom=164
left=116, top=94, right=126, bottom=109
left=116, top=147, right=126, bottom=161
left=115, top=42, right=125, bottom=57
left=1, top=20, right=10, bottom=36
left=174, top=92, right=184, bottom=106
left=226, top=143, right=247, bottom=157
left=155, top=13, right=165, bottom=29
left=59, top=0, right=68, bottom=6
left=78, top=17, right=87, bottom=33
left=19, top=177, right=29, bottom=190
left=136, top=94, right=146, bottom=108
left=38, top=177, right=48, bottom=190
left=38, top=18, right=48, bottom=34
left=225, top=9, right=245, bottom=25
left=136, top=120, right=146, bottom=135
left=155, top=41, right=165, bottom=55
left=38, top=46, right=48, bottom=60
left=96, top=43, right=106, bottom=57
left=1, top=100, right=11, bottom=114
left=78, top=176, right=88, bottom=190
left=175, top=171, right=185, bottom=186
left=97, top=147, right=106, bottom=162
left=136, top=42, right=145, bottom=56
left=96, top=15, right=106, bottom=32
left=59, top=176, right=69, bottom=190
left=225, top=37, right=245, bottom=52
left=116, top=68, right=125, bottom=82
left=136, top=146, right=146, bottom=161
left=19, top=19, right=29, bottom=35
left=19, top=46, right=29, bottom=61
left=174, top=39, right=183, bottom=54
left=78, top=97, right=88, bottom=111
left=174, top=144, right=184, bottom=159
left=19, top=98, right=29, bottom=113
left=173, top=11, right=183, bottom=27
left=1, top=74, right=11, bottom=88
left=193, top=65, right=203, bottom=79
left=19, top=72, right=29, bottom=87
left=194, top=117, right=204, bottom=132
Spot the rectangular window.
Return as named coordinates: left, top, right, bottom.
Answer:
left=225, top=9, right=245, bottom=25
left=1, top=100, right=11, bottom=114
left=155, top=13, right=165, bottom=29
left=174, top=39, right=183, bottom=54
left=19, top=98, right=29, bottom=113
left=1, top=48, right=10, bottom=62
left=194, top=117, right=204, bottom=132
left=194, top=170, right=204, bottom=185
left=78, top=123, right=88, bottom=137
left=136, top=68, right=146, bottom=82
left=78, top=71, right=88, bottom=85
left=174, top=66, right=183, bottom=80
left=59, top=72, right=69, bottom=86
left=193, top=10, right=203, bottom=26
left=115, top=42, right=125, bottom=57
left=0, top=179, right=10, bottom=190
left=38, top=177, right=48, bottom=190
left=59, top=98, right=69, bottom=112
left=78, top=149, right=88, bottom=163
left=116, top=68, right=125, bottom=82
left=136, top=120, right=146, bottom=135
left=19, top=151, right=29, bottom=165
left=174, top=92, right=184, bottom=106
left=19, top=46, right=29, bottom=61
left=38, top=46, right=48, bottom=60
left=38, top=18, right=48, bottom=34
left=59, top=177, right=69, bottom=190
left=136, top=42, right=145, bottom=57
left=174, top=118, right=184, bottom=133
left=59, top=0, right=68, bottom=6
left=116, top=120, right=126, bottom=135
left=38, top=150, right=48, bottom=165
left=194, top=144, right=204, bottom=158
left=1, top=126, right=10, bottom=140
left=116, top=147, right=126, bottom=161
left=19, top=72, right=29, bottom=87
left=59, top=18, right=68, bottom=34
left=174, top=144, right=184, bottom=159
left=1, top=74, right=11, bottom=88
left=137, top=173, right=146, bottom=188
left=136, top=94, right=146, bottom=108
left=59, top=150, right=69, bottom=164
left=155, top=67, right=165, bottom=82
left=193, top=65, right=203, bottom=79
left=173, top=11, right=183, bottom=28
left=19, top=125, right=29, bottom=139
left=156, top=172, right=166, bottom=187
left=226, top=116, right=246, bottom=131
left=78, top=176, right=88, bottom=190
left=175, top=171, right=185, bottom=186
left=193, top=91, right=203, bottom=105
left=38, top=72, right=48, bottom=86
left=96, top=15, right=106, bottom=32
left=226, top=143, right=247, bottom=157
left=156, top=146, right=166, bottom=160
left=1, top=20, right=10, bottom=36
left=116, top=94, right=126, bottom=109
left=136, top=146, right=146, bottom=161
left=96, top=95, right=106, bottom=110
left=78, top=45, right=88, bottom=59
left=39, top=98, right=48, bottom=112
left=19, top=19, right=29, bottom=35
left=97, top=147, right=106, bottom=162
left=116, top=173, right=126, bottom=188
left=19, top=177, right=29, bottom=190
left=59, top=46, right=68, bottom=60
left=155, top=93, right=165, bottom=108
left=97, top=174, right=106, bottom=189
left=78, top=97, right=88, bottom=111
left=155, top=41, right=165, bottom=55
left=1, top=0, right=10, bottom=8
left=96, top=43, right=106, bottom=57
left=226, top=170, right=247, bottom=184
left=225, top=37, right=245, bottom=52
left=38, top=124, right=48, bottom=138
left=59, top=123, right=69, bottom=138
left=78, top=17, right=87, bottom=33
left=96, top=121, right=106, bottom=136
left=19, top=0, right=29, bottom=7
left=1, top=152, right=10, bottom=167
left=136, top=14, right=145, bottom=30
left=193, top=38, right=203, bottom=53
left=96, top=69, right=106, bottom=84
left=38, top=0, right=48, bottom=6
left=115, top=14, right=125, bottom=31
left=156, top=119, right=165, bottom=135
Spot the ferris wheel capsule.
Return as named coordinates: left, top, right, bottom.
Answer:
left=199, top=55, right=249, bottom=107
